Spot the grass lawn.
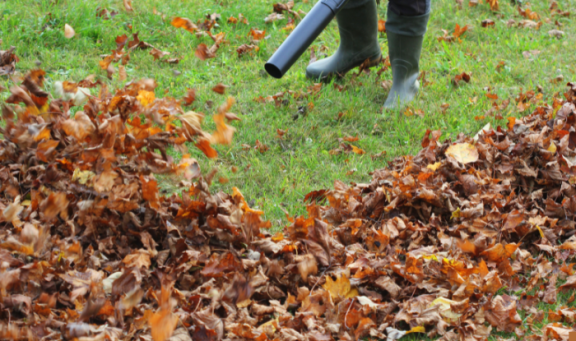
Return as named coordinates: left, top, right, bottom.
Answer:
left=1, top=0, right=575, bottom=338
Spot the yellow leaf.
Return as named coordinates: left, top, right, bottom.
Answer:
left=442, top=258, right=461, bottom=267
left=536, top=225, right=544, bottom=238
left=351, top=145, right=366, bottom=155
left=427, top=162, right=442, bottom=171
left=322, top=273, right=358, bottom=301
left=404, top=108, right=414, bottom=117
left=258, top=318, right=279, bottom=336
left=451, top=207, right=461, bottom=219
left=422, top=254, right=439, bottom=262
left=137, top=90, right=156, bottom=107
left=445, top=143, right=479, bottom=164
left=72, top=169, right=96, bottom=185
left=237, top=299, right=252, bottom=308
left=547, top=142, right=557, bottom=154
left=406, top=325, right=426, bottom=334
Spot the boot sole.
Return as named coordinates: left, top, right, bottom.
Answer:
left=306, top=54, right=383, bottom=82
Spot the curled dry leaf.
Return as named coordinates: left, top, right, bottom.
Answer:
left=254, top=140, right=269, bottom=153
left=249, top=28, right=266, bottom=43
left=481, top=19, right=495, bottom=27
left=118, top=65, right=127, bottom=81
left=237, top=44, right=259, bottom=57
left=64, top=24, right=75, bottom=39
left=264, top=13, right=285, bottom=23
left=487, top=0, right=498, bottom=11
left=150, top=48, right=170, bottom=61
left=209, top=97, right=236, bottom=145
left=195, top=43, right=218, bottom=60
left=452, top=72, right=471, bottom=86
left=548, top=29, right=564, bottom=38
left=0, top=46, right=19, bottom=76
left=123, top=0, right=133, bottom=12
left=518, top=20, right=542, bottom=29
left=182, top=88, right=197, bottom=106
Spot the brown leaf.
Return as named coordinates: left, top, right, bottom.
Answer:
left=296, top=254, right=317, bottom=281
left=212, top=83, right=227, bottom=94
left=481, top=19, right=495, bottom=28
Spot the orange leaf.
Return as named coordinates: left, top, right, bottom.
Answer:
left=171, top=17, right=198, bottom=33
left=378, top=19, right=386, bottom=32
left=196, top=138, right=218, bottom=159
left=351, top=145, right=366, bottom=155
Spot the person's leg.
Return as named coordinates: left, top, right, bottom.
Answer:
left=305, top=0, right=382, bottom=80
left=383, top=0, right=431, bottom=109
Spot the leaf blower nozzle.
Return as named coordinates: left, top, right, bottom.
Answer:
left=264, top=0, right=350, bottom=79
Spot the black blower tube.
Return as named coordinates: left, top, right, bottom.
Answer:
left=264, top=0, right=350, bottom=79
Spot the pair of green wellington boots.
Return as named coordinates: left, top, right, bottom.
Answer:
left=305, top=0, right=430, bottom=109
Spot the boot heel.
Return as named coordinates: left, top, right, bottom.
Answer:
left=357, top=54, right=383, bottom=72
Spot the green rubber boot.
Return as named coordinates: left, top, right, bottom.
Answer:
left=383, top=10, right=430, bottom=109
left=305, top=0, right=382, bottom=80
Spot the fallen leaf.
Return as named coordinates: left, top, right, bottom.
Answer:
left=64, top=24, right=75, bottom=39
left=445, top=143, right=479, bottom=164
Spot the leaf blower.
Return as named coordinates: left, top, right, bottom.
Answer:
left=264, top=0, right=350, bottom=78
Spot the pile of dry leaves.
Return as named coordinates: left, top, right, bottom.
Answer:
left=1, top=61, right=576, bottom=341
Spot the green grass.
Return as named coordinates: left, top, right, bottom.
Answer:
left=1, top=0, right=576, bottom=339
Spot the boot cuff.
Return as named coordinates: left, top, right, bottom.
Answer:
left=386, top=8, right=430, bottom=36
